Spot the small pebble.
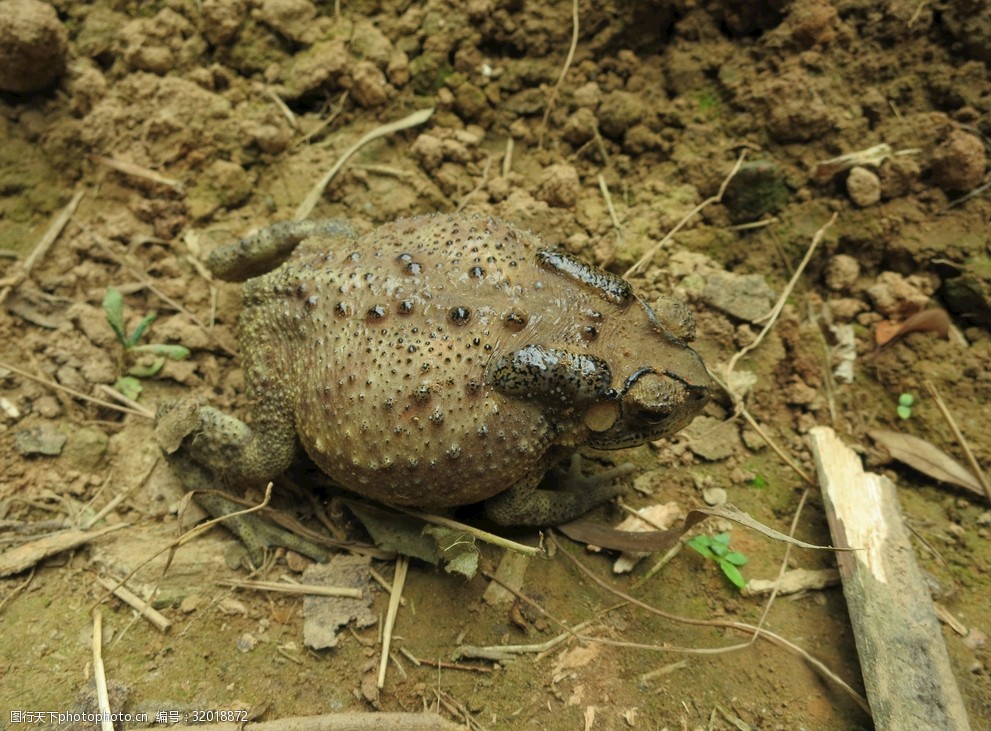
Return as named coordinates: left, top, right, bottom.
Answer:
left=0, top=396, right=21, bottom=419
left=825, top=254, right=860, bottom=291
left=14, top=422, right=66, bottom=456
left=846, top=165, right=881, bottom=206
left=702, top=486, right=728, bottom=506
left=236, top=632, right=258, bottom=652
left=931, top=130, right=986, bottom=193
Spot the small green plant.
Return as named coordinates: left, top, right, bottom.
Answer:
left=747, top=472, right=768, bottom=489
left=696, top=88, right=720, bottom=113
left=896, top=393, right=914, bottom=420
left=103, top=286, right=190, bottom=399
left=687, top=532, right=748, bottom=590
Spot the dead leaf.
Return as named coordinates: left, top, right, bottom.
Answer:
left=560, top=503, right=843, bottom=553
left=611, top=502, right=681, bottom=574
left=868, top=429, right=985, bottom=500
left=875, top=308, right=951, bottom=347
left=552, top=644, right=600, bottom=677
left=302, top=555, right=377, bottom=650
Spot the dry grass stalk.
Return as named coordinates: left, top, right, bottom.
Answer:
left=91, top=608, right=115, bottom=731
left=377, top=554, right=408, bottom=688
left=0, top=190, right=84, bottom=305
left=925, top=379, right=991, bottom=502
left=624, top=152, right=746, bottom=278
left=537, top=0, right=579, bottom=149
left=0, top=360, right=150, bottom=419
left=396, top=506, right=543, bottom=557
left=547, top=534, right=870, bottom=712
left=295, top=108, right=434, bottom=221
left=91, top=155, right=183, bottom=191
left=216, top=578, right=362, bottom=598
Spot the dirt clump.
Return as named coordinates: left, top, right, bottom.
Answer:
left=0, top=0, right=69, bottom=93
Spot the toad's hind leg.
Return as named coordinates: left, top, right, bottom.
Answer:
left=156, top=399, right=327, bottom=565
left=208, top=219, right=356, bottom=281
left=484, top=453, right=635, bottom=526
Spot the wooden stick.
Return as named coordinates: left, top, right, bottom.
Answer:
left=95, top=575, right=172, bottom=633
left=217, top=579, right=362, bottom=598
left=0, top=524, right=128, bottom=578
left=809, top=426, right=971, bottom=731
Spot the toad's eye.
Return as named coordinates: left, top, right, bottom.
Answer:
left=632, top=405, right=671, bottom=426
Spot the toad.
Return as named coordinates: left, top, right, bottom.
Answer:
left=157, top=213, right=712, bottom=562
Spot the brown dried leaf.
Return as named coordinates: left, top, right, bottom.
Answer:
left=559, top=504, right=840, bottom=553
left=869, top=429, right=985, bottom=499
left=875, top=308, right=951, bottom=347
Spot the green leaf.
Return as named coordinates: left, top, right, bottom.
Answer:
left=102, top=287, right=128, bottom=345
left=713, top=532, right=732, bottom=546
left=896, top=404, right=912, bottom=420
left=718, top=560, right=746, bottom=589
left=126, top=313, right=157, bottom=347
left=113, top=376, right=143, bottom=401
left=131, top=343, right=191, bottom=360
left=724, top=551, right=748, bottom=566
left=686, top=535, right=715, bottom=559
left=898, top=393, right=915, bottom=408
left=127, top=356, right=166, bottom=378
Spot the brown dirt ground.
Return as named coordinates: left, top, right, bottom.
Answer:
left=2, top=0, right=990, bottom=729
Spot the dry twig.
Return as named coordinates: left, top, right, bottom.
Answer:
left=295, top=91, right=350, bottom=147
left=0, top=190, right=84, bottom=305
left=547, top=534, right=870, bottom=712
left=91, top=608, right=115, bottom=731
left=624, top=153, right=746, bottom=278
left=396, top=506, right=543, bottom=557
left=0, top=360, right=150, bottom=419
left=597, top=173, right=624, bottom=247
left=724, top=212, right=838, bottom=401
left=295, top=108, right=434, bottom=220
left=502, top=136, right=514, bottom=177
left=91, top=155, right=183, bottom=191
left=94, top=575, right=172, bottom=632
left=91, top=485, right=275, bottom=609
left=537, top=0, right=579, bottom=149
left=378, top=554, right=408, bottom=688
left=217, top=578, right=362, bottom=598
left=925, top=379, right=991, bottom=502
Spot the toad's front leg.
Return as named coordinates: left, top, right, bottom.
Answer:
left=484, top=452, right=634, bottom=526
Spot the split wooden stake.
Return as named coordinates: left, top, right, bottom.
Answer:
left=809, top=426, right=971, bottom=731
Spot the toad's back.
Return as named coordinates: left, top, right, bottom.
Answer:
left=238, top=213, right=608, bottom=507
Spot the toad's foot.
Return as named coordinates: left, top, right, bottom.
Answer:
left=485, top=453, right=635, bottom=526
left=161, top=435, right=328, bottom=566
left=157, top=399, right=326, bottom=566
left=193, top=488, right=329, bottom=567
